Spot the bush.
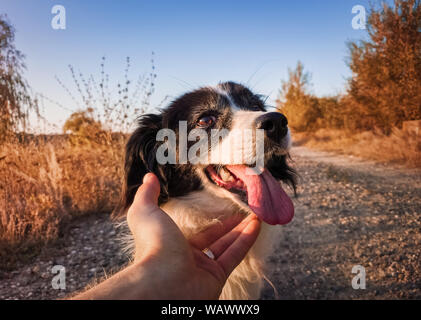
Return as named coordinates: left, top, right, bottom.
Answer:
left=63, top=108, right=108, bottom=146
left=346, top=0, right=421, bottom=133
left=276, top=62, right=344, bottom=132
left=278, top=1, right=421, bottom=134
left=276, top=62, right=318, bottom=131
left=293, top=127, right=421, bottom=167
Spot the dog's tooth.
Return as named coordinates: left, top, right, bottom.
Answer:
left=219, top=168, right=229, bottom=181
left=220, top=167, right=233, bottom=182
left=226, top=175, right=235, bottom=182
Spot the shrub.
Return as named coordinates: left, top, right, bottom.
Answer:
left=278, top=1, right=421, bottom=134
left=276, top=61, right=320, bottom=131
left=63, top=108, right=108, bottom=146
left=346, top=0, right=421, bottom=133
left=276, top=62, right=344, bottom=132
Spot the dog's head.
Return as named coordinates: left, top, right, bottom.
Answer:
left=115, top=81, right=296, bottom=225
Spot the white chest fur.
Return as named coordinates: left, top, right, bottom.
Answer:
left=161, top=190, right=281, bottom=300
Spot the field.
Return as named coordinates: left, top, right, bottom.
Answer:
left=1, top=145, right=419, bottom=299
left=293, top=128, right=421, bottom=168
left=0, top=135, right=125, bottom=269
left=0, top=0, right=420, bottom=299
left=1, top=126, right=419, bottom=271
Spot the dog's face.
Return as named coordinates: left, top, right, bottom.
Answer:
left=116, top=82, right=296, bottom=225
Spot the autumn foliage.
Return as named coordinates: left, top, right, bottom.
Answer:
left=278, top=0, right=421, bottom=133
left=348, top=0, right=421, bottom=132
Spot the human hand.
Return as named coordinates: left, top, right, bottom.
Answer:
left=73, top=173, right=261, bottom=300
left=127, top=173, right=261, bottom=299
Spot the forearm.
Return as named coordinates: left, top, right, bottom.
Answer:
left=71, top=262, right=151, bottom=300
left=71, top=259, right=194, bottom=300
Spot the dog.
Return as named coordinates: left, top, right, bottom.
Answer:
left=114, top=81, right=296, bottom=299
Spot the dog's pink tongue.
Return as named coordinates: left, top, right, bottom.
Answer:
left=226, top=165, right=294, bottom=225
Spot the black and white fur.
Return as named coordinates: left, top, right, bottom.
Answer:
left=115, top=82, right=296, bottom=299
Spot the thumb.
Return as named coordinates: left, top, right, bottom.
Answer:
left=127, top=173, right=162, bottom=231
left=132, top=173, right=160, bottom=209
left=126, top=173, right=188, bottom=260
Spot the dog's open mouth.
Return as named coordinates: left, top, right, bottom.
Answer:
left=206, top=165, right=294, bottom=225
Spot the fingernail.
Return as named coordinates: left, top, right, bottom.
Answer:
left=143, top=173, right=154, bottom=184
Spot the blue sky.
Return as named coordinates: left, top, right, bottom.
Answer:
left=2, top=0, right=384, bottom=131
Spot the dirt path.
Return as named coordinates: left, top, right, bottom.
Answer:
left=262, top=146, right=421, bottom=299
left=1, top=146, right=420, bottom=299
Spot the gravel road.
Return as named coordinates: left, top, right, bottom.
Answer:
left=1, top=146, right=420, bottom=299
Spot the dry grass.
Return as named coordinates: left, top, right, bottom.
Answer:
left=0, top=55, right=157, bottom=270
left=0, top=135, right=126, bottom=269
left=293, top=128, right=421, bottom=168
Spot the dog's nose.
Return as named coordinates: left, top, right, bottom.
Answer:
left=255, top=112, right=288, bottom=141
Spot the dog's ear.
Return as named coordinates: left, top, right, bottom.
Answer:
left=113, top=114, right=169, bottom=219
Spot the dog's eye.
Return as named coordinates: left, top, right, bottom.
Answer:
left=197, top=115, right=216, bottom=128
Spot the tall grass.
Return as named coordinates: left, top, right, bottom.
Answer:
left=0, top=56, right=156, bottom=269
left=0, top=137, right=126, bottom=269
left=293, top=128, right=421, bottom=167
left=55, top=55, right=157, bottom=133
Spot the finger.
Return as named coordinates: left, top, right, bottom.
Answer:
left=127, top=173, right=163, bottom=234
left=217, top=218, right=261, bottom=278
left=126, top=173, right=190, bottom=259
left=189, top=214, right=257, bottom=250
left=188, top=214, right=246, bottom=250
left=207, top=214, right=258, bottom=258
left=132, top=173, right=160, bottom=209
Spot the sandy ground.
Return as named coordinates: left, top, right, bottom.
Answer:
left=1, top=146, right=420, bottom=299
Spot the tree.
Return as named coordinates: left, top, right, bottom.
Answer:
left=276, top=61, right=321, bottom=131
left=63, top=108, right=107, bottom=146
left=347, top=0, right=421, bottom=132
left=0, top=15, right=36, bottom=142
